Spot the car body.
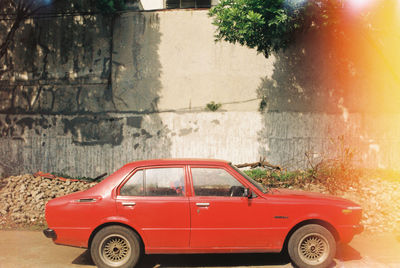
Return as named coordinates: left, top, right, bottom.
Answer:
left=44, top=159, right=363, bottom=268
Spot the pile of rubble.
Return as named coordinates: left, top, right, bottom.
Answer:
left=336, top=177, right=400, bottom=233
left=288, top=176, right=400, bottom=234
left=0, top=173, right=399, bottom=234
left=0, top=174, right=97, bottom=228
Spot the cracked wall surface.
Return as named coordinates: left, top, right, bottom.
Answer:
left=0, top=112, right=261, bottom=177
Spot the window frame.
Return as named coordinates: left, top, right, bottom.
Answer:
left=117, top=165, right=188, bottom=197
left=165, top=0, right=212, bottom=9
left=119, top=169, right=145, bottom=196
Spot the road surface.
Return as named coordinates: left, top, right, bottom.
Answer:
left=0, top=231, right=399, bottom=267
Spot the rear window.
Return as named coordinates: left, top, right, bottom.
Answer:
left=120, top=167, right=185, bottom=196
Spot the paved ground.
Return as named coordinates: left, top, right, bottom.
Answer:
left=0, top=231, right=399, bottom=268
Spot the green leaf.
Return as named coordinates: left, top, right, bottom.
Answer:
left=209, top=0, right=345, bottom=57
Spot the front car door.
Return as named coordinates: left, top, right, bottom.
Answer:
left=116, top=166, right=190, bottom=251
left=188, top=165, right=274, bottom=250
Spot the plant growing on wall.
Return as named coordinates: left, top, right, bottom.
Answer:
left=206, top=101, right=222, bottom=111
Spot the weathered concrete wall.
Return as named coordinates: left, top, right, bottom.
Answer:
left=112, top=12, right=163, bottom=112
left=0, top=112, right=260, bottom=177
left=1, top=9, right=400, bottom=177
left=2, top=110, right=399, bottom=177
left=258, top=112, right=400, bottom=170
left=0, top=14, right=113, bottom=114
left=111, top=10, right=271, bottom=113
left=156, top=10, right=271, bottom=112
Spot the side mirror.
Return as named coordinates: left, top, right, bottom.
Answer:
left=243, top=188, right=252, bottom=198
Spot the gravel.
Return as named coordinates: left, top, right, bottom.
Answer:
left=0, top=174, right=399, bottom=233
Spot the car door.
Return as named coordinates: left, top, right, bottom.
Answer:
left=116, top=166, right=190, bottom=249
left=188, top=165, right=273, bottom=249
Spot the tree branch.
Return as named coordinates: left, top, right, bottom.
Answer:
left=0, top=0, right=61, bottom=69
left=235, top=158, right=281, bottom=170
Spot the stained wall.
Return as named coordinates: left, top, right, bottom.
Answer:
left=1, top=10, right=399, bottom=177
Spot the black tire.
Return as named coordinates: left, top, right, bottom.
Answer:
left=288, top=224, right=336, bottom=268
left=90, top=226, right=142, bottom=268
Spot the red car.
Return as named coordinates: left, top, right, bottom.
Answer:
left=44, top=159, right=363, bottom=268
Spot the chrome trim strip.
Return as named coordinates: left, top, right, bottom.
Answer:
left=196, top=202, right=210, bottom=207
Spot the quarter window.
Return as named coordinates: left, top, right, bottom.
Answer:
left=120, top=170, right=144, bottom=196
left=120, top=168, right=185, bottom=196
left=191, top=168, right=245, bottom=197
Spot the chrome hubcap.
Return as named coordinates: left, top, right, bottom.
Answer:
left=99, top=234, right=131, bottom=267
left=298, top=233, right=329, bottom=265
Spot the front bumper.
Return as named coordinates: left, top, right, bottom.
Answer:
left=43, top=228, right=57, bottom=239
left=338, top=224, right=364, bottom=243
left=353, top=224, right=364, bottom=234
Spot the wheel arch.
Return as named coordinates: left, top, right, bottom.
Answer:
left=88, top=222, right=145, bottom=251
left=282, top=219, right=339, bottom=252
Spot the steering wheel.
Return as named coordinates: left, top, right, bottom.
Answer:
left=229, top=186, right=243, bottom=197
left=230, top=187, right=234, bottom=197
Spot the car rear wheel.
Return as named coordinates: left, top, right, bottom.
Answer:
left=90, top=226, right=142, bottom=268
left=288, top=224, right=336, bottom=268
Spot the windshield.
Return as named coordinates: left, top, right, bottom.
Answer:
left=231, top=164, right=268, bottom=193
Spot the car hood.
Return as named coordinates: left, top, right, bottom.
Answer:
left=262, top=188, right=359, bottom=206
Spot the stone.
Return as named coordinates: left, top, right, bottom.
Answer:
left=0, top=174, right=96, bottom=228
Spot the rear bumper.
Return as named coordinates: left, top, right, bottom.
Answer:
left=43, top=228, right=57, bottom=239
left=44, top=227, right=91, bottom=248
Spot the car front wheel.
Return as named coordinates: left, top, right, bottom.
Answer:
left=288, top=224, right=336, bottom=268
left=90, top=225, right=142, bottom=268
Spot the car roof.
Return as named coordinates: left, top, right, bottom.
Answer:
left=124, top=158, right=230, bottom=168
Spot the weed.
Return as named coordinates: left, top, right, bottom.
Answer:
left=206, top=101, right=222, bottom=111
left=244, top=136, right=363, bottom=193
left=244, top=169, right=268, bottom=180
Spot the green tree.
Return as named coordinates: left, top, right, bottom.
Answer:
left=209, top=0, right=344, bottom=57
left=96, top=0, right=126, bottom=13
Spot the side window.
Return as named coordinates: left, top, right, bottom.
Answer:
left=120, top=168, right=185, bottom=196
left=146, top=168, right=185, bottom=196
left=120, top=170, right=144, bottom=196
left=191, top=168, right=245, bottom=197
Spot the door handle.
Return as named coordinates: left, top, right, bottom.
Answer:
left=196, top=202, right=210, bottom=207
left=75, top=198, right=97, bottom=203
left=122, top=202, right=136, bottom=207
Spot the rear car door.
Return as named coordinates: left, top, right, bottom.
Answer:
left=116, top=166, right=190, bottom=249
left=188, top=165, right=272, bottom=249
